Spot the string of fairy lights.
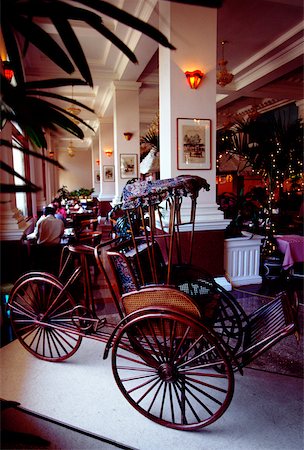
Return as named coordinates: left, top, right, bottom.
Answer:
left=216, top=123, right=304, bottom=201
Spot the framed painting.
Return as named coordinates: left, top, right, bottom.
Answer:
left=120, top=154, right=138, bottom=179
left=103, top=165, right=115, bottom=182
left=177, top=118, right=211, bottom=170
left=95, top=170, right=101, bottom=183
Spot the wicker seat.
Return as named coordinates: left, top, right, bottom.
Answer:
left=121, top=285, right=202, bottom=319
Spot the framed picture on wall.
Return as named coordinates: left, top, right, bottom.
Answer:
left=103, top=165, right=115, bottom=182
left=95, top=170, right=101, bottom=183
left=120, top=154, right=138, bottom=179
left=177, top=118, right=211, bottom=170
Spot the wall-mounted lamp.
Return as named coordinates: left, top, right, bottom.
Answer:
left=185, top=70, right=204, bottom=89
left=2, top=61, right=14, bottom=82
left=96, top=159, right=100, bottom=166
left=123, top=132, right=133, bottom=141
left=104, top=147, right=113, bottom=157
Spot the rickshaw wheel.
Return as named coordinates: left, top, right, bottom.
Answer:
left=209, top=288, right=244, bottom=356
left=176, top=277, right=244, bottom=357
left=9, top=276, right=82, bottom=362
left=111, top=311, right=234, bottom=430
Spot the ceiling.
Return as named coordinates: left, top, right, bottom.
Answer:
left=22, top=0, right=304, bottom=154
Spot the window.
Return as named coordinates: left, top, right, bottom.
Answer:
left=12, top=137, right=28, bottom=216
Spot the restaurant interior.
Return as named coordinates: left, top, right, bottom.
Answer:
left=1, top=1, right=303, bottom=449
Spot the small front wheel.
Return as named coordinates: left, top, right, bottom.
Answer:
left=9, top=276, right=82, bottom=361
left=112, top=311, right=234, bottom=430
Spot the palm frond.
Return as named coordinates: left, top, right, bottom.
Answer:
left=1, top=139, right=65, bottom=170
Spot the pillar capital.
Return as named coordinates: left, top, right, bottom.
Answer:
left=112, top=81, right=142, bottom=91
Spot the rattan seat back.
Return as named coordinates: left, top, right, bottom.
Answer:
left=121, top=286, right=202, bottom=338
left=122, top=286, right=200, bottom=317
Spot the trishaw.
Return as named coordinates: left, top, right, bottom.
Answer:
left=8, top=175, right=299, bottom=431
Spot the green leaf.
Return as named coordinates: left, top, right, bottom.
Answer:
left=75, top=0, right=176, bottom=50
left=0, top=160, right=40, bottom=189
left=9, top=14, right=75, bottom=74
left=0, top=183, right=41, bottom=193
left=24, top=78, right=89, bottom=89
left=52, top=16, right=93, bottom=87
left=25, top=88, right=95, bottom=114
left=35, top=100, right=96, bottom=133
left=1, top=21, right=25, bottom=85
left=163, top=0, right=223, bottom=6
left=87, top=21, right=138, bottom=64
left=1, top=139, right=65, bottom=170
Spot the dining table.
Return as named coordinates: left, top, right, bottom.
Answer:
left=275, top=234, right=304, bottom=270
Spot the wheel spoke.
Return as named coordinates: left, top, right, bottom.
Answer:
left=10, top=301, right=36, bottom=319
left=34, top=327, right=43, bottom=354
left=15, top=291, right=36, bottom=315
left=172, top=324, right=191, bottom=362
left=136, top=378, right=162, bottom=404
left=28, top=325, right=42, bottom=350
left=176, top=379, right=213, bottom=416
left=147, top=320, right=166, bottom=363
left=176, top=341, right=216, bottom=368
left=185, top=375, right=228, bottom=394
left=116, top=348, right=157, bottom=368
left=183, top=378, right=225, bottom=406
left=120, top=373, right=158, bottom=383
left=159, top=382, right=167, bottom=421
left=147, top=380, right=165, bottom=413
left=136, top=324, right=164, bottom=364
left=46, top=329, right=54, bottom=358
left=17, top=323, right=38, bottom=339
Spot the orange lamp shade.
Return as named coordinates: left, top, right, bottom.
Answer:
left=123, top=132, right=133, bottom=141
left=2, top=61, right=14, bottom=82
left=185, top=70, right=204, bottom=89
left=104, top=148, right=113, bottom=157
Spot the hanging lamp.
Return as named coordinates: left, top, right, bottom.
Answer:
left=217, top=41, right=234, bottom=87
left=66, top=86, right=81, bottom=124
left=67, top=141, right=76, bottom=157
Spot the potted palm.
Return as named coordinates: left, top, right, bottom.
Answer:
left=217, top=110, right=303, bottom=280
left=1, top=0, right=222, bottom=193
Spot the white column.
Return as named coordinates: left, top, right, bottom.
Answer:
left=112, top=81, right=141, bottom=205
left=97, top=119, right=115, bottom=201
left=0, top=122, right=30, bottom=240
left=159, top=2, right=229, bottom=230
left=31, top=142, right=46, bottom=212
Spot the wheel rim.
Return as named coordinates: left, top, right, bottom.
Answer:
left=9, top=276, right=82, bottom=361
left=112, top=313, right=234, bottom=430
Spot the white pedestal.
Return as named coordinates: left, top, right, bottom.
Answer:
left=224, top=232, right=263, bottom=287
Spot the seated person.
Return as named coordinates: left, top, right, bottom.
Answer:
left=26, top=211, right=46, bottom=241
left=52, top=198, right=67, bottom=223
left=37, top=205, right=65, bottom=245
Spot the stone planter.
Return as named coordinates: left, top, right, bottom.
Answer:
left=224, top=232, right=263, bottom=287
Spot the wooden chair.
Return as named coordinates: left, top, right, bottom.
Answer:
left=76, top=219, right=103, bottom=246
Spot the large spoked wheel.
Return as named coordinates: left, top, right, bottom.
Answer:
left=177, top=278, right=245, bottom=357
left=9, top=276, right=82, bottom=361
left=209, top=288, right=245, bottom=356
left=112, top=311, right=234, bottom=430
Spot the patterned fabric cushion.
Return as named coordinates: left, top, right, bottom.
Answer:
left=121, top=175, right=210, bottom=210
left=112, top=255, right=137, bottom=294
